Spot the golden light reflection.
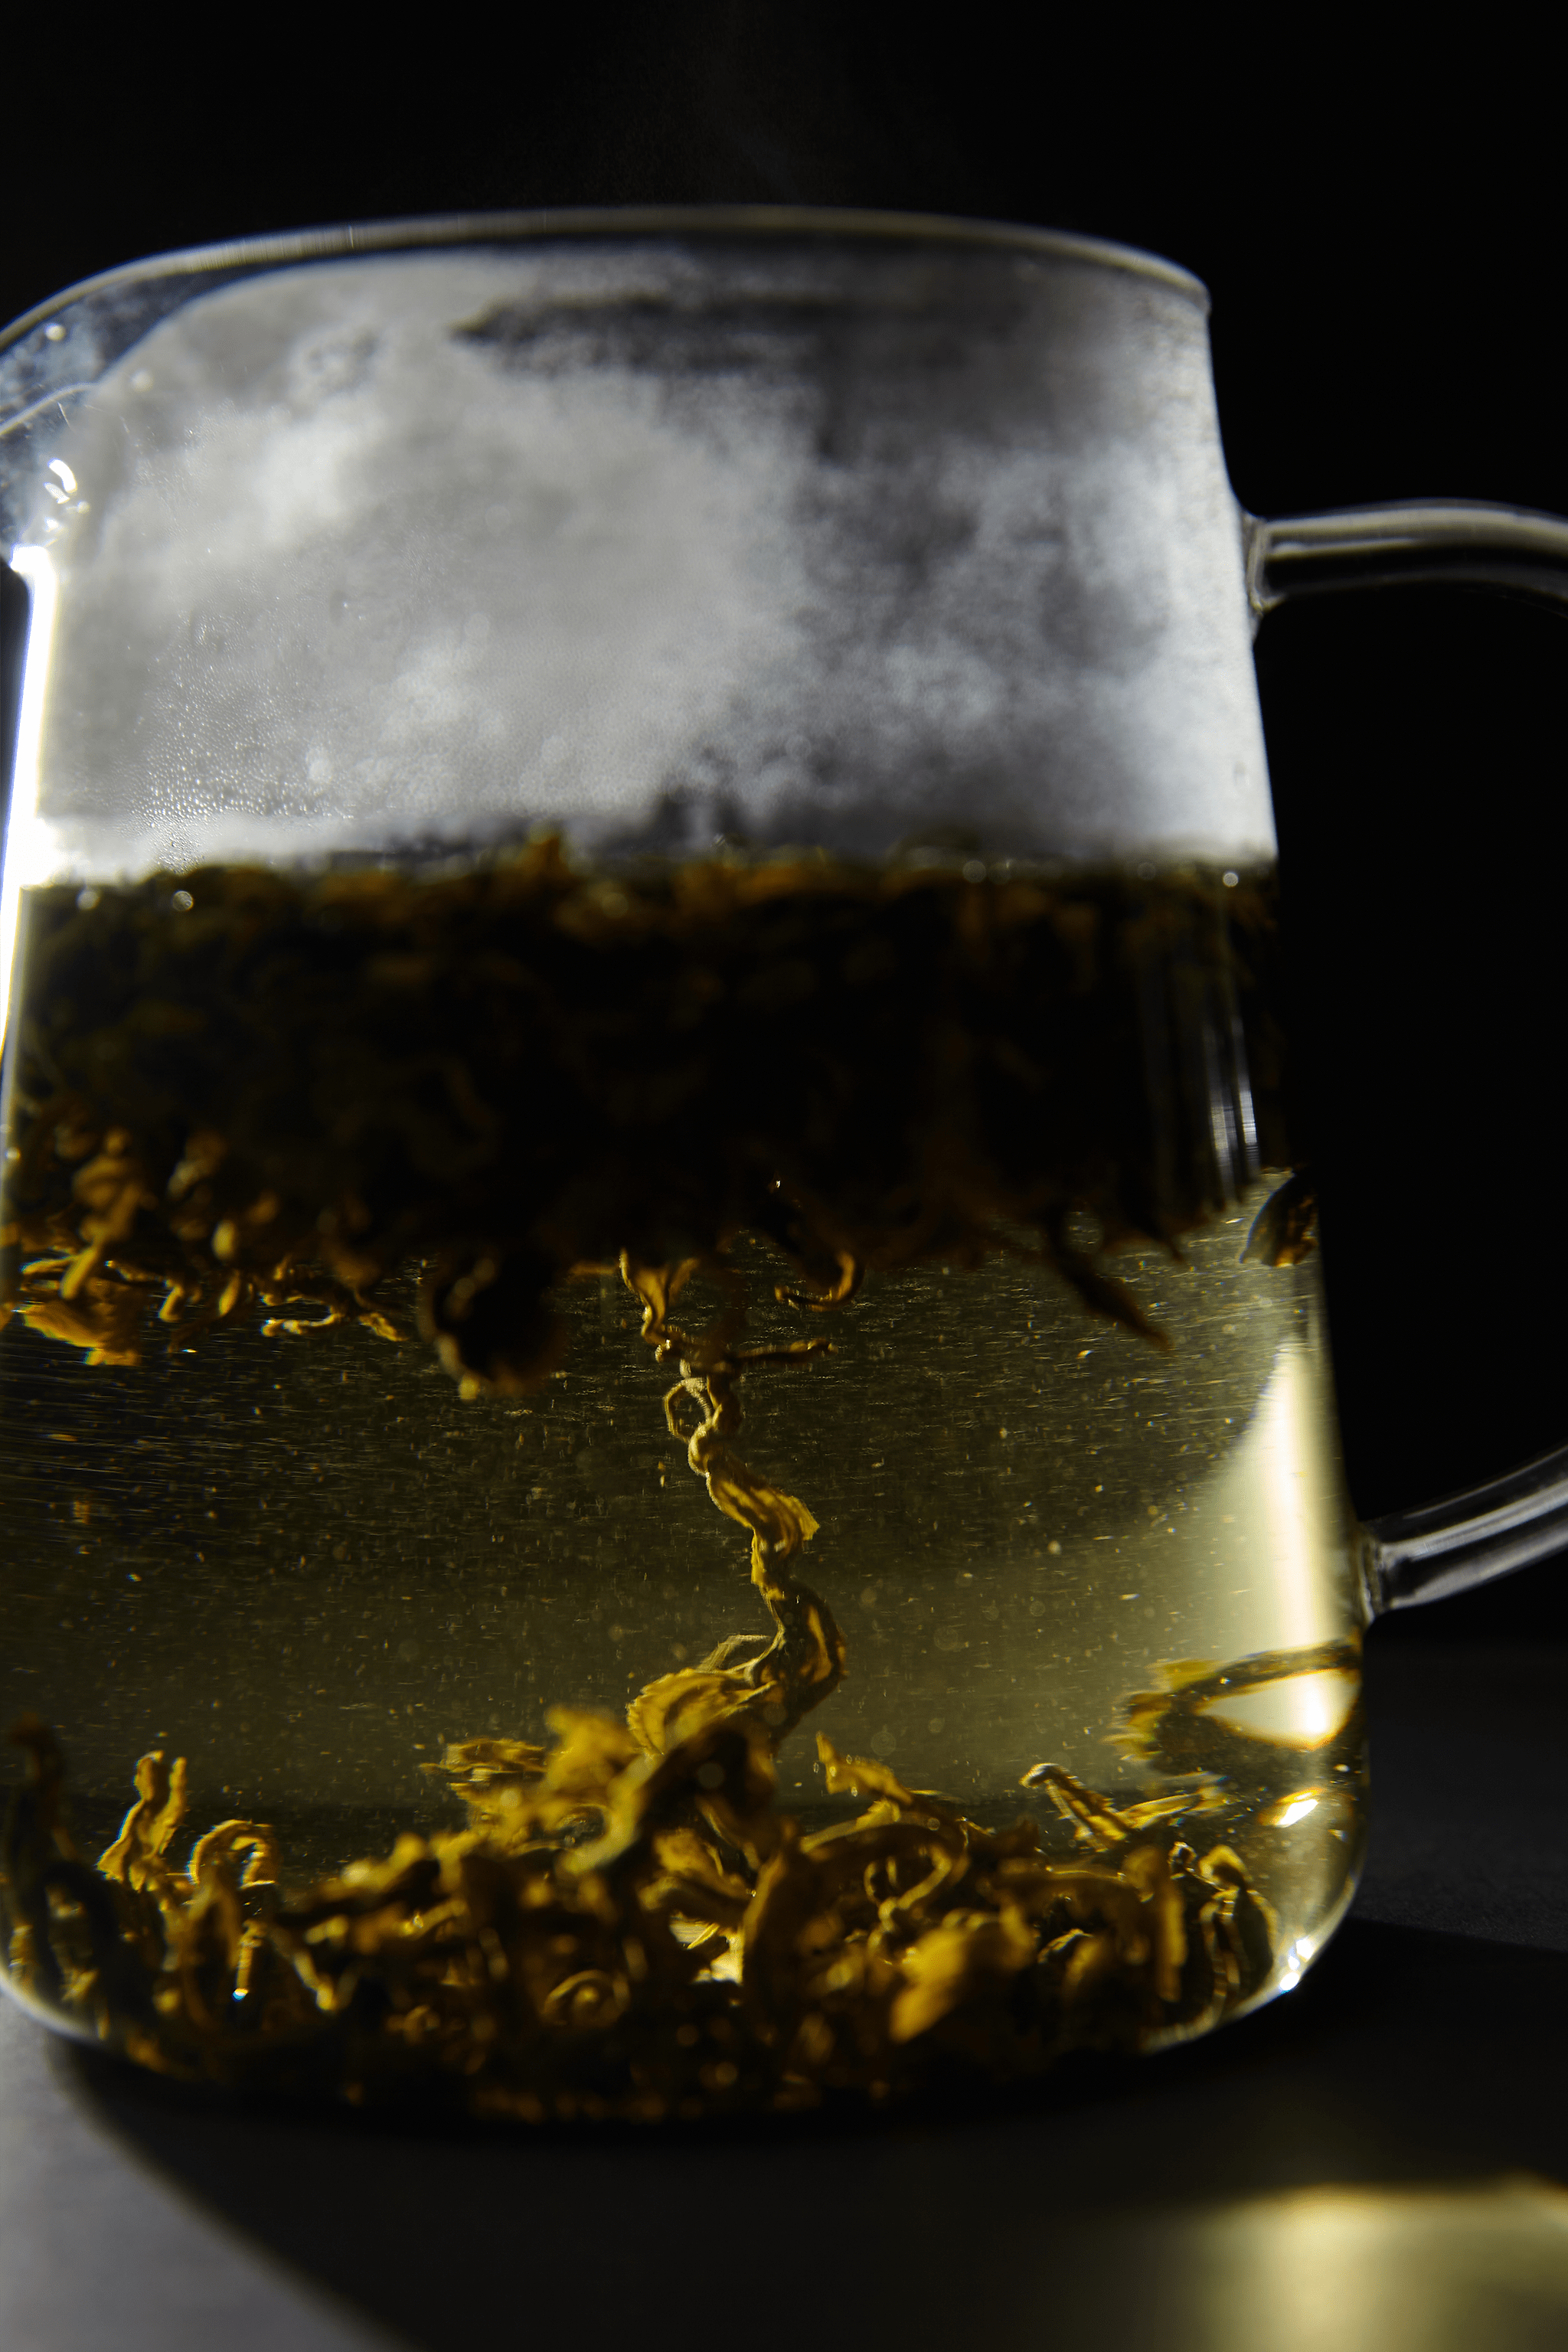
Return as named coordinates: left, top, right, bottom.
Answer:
left=1204, top=1668, right=1359, bottom=1744
left=1159, top=2175, right=1568, bottom=2350
left=1263, top=1794, right=1320, bottom=1830
left=1204, top=1336, right=1357, bottom=1736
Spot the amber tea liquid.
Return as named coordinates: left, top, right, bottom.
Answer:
left=0, top=853, right=1367, bottom=2079
left=0, top=1184, right=1365, bottom=2001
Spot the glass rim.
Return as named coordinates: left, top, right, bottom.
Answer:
left=0, top=202, right=1210, bottom=357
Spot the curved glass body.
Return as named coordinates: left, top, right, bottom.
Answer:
left=0, top=217, right=1362, bottom=2119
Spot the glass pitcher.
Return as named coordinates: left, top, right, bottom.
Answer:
left=2, top=209, right=1566, bottom=2123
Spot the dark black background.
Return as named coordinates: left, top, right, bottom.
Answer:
left=5, top=4, right=1566, bottom=1643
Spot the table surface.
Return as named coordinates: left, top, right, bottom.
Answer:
left=4, top=1628, right=1567, bottom=2352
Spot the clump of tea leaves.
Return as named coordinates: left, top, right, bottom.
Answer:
left=0, top=841, right=1306, bottom=2116
left=0, top=838, right=1293, bottom=1383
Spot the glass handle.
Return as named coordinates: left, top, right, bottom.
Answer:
left=1246, top=492, right=1568, bottom=1612
left=1359, top=1445, right=1568, bottom=1612
left=1243, top=498, right=1568, bottom=632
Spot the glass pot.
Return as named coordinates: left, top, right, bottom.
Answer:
left=2, top=210, right=1566, bottom=2122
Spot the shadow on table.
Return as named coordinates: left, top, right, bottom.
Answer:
left=51, top=1916, right=1568, bottom=2352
